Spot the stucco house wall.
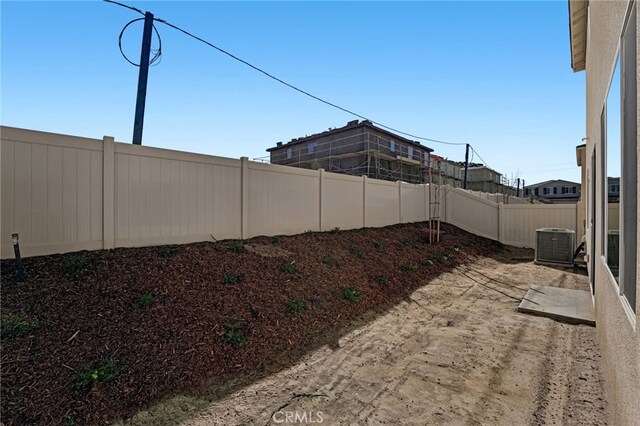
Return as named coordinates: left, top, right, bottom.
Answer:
left=577, top=1, right=639, bottom=424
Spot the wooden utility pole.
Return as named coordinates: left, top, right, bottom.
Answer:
left=463, top=144, right=470, bottom=189
left=132, top=12, right=154, bottom=145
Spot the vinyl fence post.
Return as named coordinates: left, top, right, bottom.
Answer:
left=102, top=136, right=115, bottom=249
left=319, top=168, right=325, bottom=231
left=362, top=175, right=367, bottom=228
left=424, top=184, right=429, bottom=221
left=241, top=157, right=249, bottom=239
left=398, top=180, right=402, bottom=223
left=498, top=202, right=503, bottom=243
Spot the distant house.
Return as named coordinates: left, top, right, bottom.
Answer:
left=428, top=156, right=464, bottom=188
left=266, top=120, right=433, bottom=184
left=607, top=177, right=620, bottom=202
left=459, top=163, right=517, bottom=195
left=524, top=179, right=581, bottom=203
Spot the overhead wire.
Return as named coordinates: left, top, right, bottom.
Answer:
left=103, top=0, right=144, bottom=16
left=470, top=145, right=491, bottom=169
left=102, top=0, right=467, bottom=147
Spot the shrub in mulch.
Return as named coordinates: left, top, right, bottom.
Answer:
left=0, top=222, right=501, bottom=424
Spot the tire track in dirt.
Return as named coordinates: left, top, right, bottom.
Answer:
left=144, top=251, right=609, bottom=426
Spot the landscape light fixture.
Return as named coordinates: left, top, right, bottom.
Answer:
left=11, top=233, right=27, bottom=282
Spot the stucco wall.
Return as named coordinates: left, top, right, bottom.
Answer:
left=583, top=1, right=639, bottom=424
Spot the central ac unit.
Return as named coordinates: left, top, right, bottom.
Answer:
left=534, top=228, right=576, bottom=266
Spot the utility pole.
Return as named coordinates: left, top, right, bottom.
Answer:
left=132, top=11, right=154, bottom=145
left=463, top=143, right=470, bottom=189
left=517, top=177, right=521, bottom=197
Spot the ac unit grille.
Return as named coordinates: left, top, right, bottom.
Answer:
left=535, top=228, right=575, bottom=266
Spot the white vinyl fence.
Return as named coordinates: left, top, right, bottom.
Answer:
left=1, top=126, right=584, bottom=258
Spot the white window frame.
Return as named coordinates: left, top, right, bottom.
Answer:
left=308, top=143, right=316, bottom=154
left=286, top=147, right=292, bottom=159
left=602, top=1, right=637, bottom=318
left=389, top=140, right=396, bottom=152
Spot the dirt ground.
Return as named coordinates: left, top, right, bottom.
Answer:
left=130, top=247, right=609, bottom=426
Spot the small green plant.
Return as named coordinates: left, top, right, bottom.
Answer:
left=374, top=241, right=385, bottom=251
left=453, top=245, right=462, bottom=252
left=322, top=255, right=337, bottom=266
left=420, top=259, right=434, bottom=267
left=286, top=300, right=307, bottom=314
left=436, top=254, right=450, bottom=263
left=330, top=227, right=341, bottom=234
left=281, top=261, right=297, bottom=274
left=62, top=417, right=75, bottom=426
left=75, top=360, right=122, bottom=390
left=223, top=320, right=247, bottom=348
left=271, top=235, right=283, bottom=244
left=1, top=314, right=36, bottom=338
left=342, top=287, right=362, bottom=303
left=131, top=292, right=155, bottom=310
left=351, top=246, right=366, bottom=258
left=63, top=254, right=86, bottom=274
left=305, top=229, right=315, bottom=236
left=374, top=275, right=390, bottom=285
left=158, top=246, right=178, bottom=258
left=401, top=262, right=418, bottom=272
left=222, top=272, right=241, bottom=285
left=228, top=240, right=245, bottom=252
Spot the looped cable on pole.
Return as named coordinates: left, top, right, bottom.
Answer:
left=118, top=18, right=162, bottom=67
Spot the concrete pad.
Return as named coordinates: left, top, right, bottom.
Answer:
left=518, top=285, right=595, bottom=326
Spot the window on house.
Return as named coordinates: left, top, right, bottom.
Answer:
left=534, top=188, right=539, bottom=196
left=553, top=187, right=558, bottom=195
left=308, top=143, right=316, bottom=154
left=389, top=140, right=396, bottom=152
left=573, top=186, right=577, bottom=194
left=604, top=1, right=636, bottom=313
left=407, top=146, right=413, bottom=158
left=286, top=147, right=292, bottom=159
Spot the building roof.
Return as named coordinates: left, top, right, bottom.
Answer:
left=266, top=120, right=434, bottom=153
left=568, top=0, right=588, bottom=72
left=525, top=179, right=581, bottom=189
left=466, top=164, right=502, bottom=176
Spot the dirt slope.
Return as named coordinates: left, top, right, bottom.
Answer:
left=2, top=222, right=501, bottom=424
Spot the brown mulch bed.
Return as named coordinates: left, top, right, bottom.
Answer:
left=1, top=222, right=502, bottom=425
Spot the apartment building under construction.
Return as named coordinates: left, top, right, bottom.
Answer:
left=265, top=120, right=434, bottom=184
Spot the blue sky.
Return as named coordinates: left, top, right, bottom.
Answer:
left=2, top=1, right=585, bottom=185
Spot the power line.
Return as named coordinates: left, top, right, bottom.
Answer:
left=104, top=0, right=143, bottom=16
left=470, top=146, right=491, bottom=169
left=103, top=0, right=467, bottom=147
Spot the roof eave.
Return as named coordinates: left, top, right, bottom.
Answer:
left=568, top=0, right=588, bottom=72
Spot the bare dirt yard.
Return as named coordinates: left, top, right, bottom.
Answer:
left=1, top=223, right=609, bottom=425
left=133, top=250, right=609, bottom=426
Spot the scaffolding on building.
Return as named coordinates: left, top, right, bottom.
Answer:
left=256, top=132, right=430, bottom=184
